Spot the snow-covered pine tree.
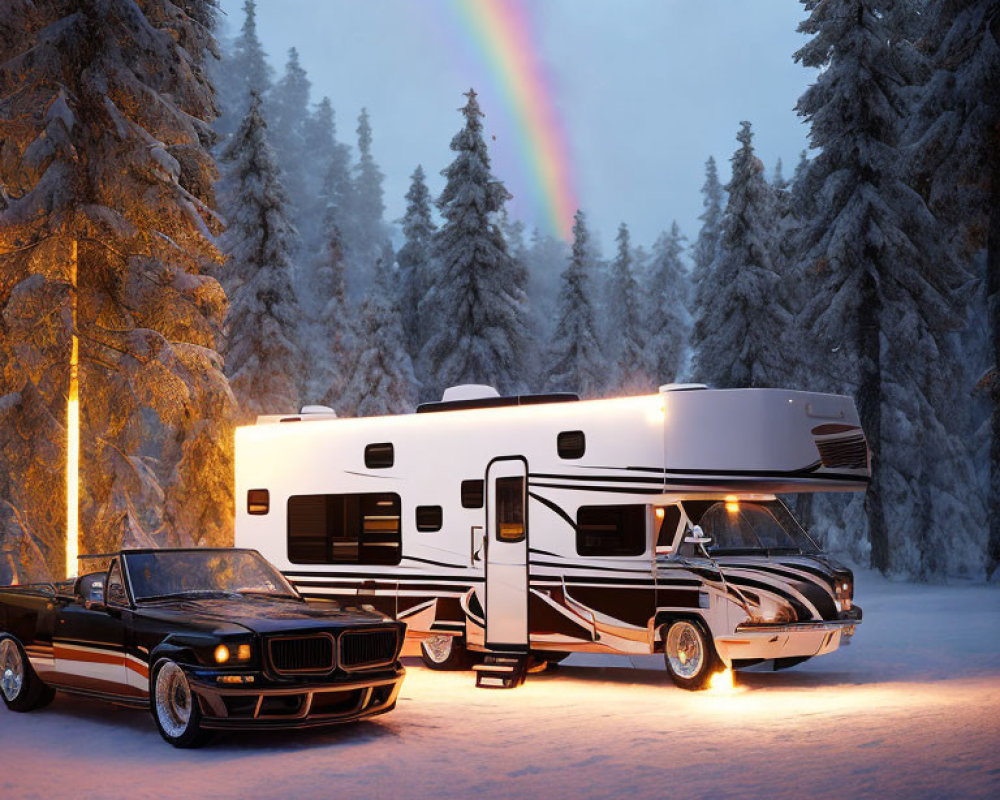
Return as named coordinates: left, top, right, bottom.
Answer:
left=0, top=0, right=235, bottom=576
left=213, top=0, right=271, bottom=142
left=347, top=108, right=390, bottom=297
left=646, top=222, right=690, bottom=384
left=338, top=258, right=416, bottom=417
left=794, top=0, right=975, bottom=577
left=526, top=229, right=570, bottom=345
left=691, top=122, right=791, bottom=390
left=686, top=156, right=726, bottom=382
left=907, top=0, right=1000, bottom=576
left=268, top=47, right=311, bottom=212
left=396, top=165, right=437, bottom=365
left=421, top=89, right=527, bottom=398
left=607, top=223, right=654, bottom=394
left=772, top=158, right=788, bottom=191
left=220, top=92, right=304, bottom=421
left=544, top=211, right=606, bottom=397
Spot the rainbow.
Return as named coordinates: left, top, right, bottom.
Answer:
left=447, top=0, right=577, bottom=240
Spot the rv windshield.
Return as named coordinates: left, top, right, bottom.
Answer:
left=683, top=500, right=820, bottom=556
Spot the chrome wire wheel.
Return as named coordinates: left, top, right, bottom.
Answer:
left=0, top=639, right=24, bottom=702
left=421, top=635, right=454, bottom=665
left=666, top=621, right=704, bottom=680
left=154, top=661, right=193, bottom=740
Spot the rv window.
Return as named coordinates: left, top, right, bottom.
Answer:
left=461, top=479, right=484, bottom=509
left=557, top=430, right=586, bottom=459
left=495, top=477, right=525, bottom=542
left=364, top=443, right=395, bottom=469
left=656, top=505, right=682, bottom=548
left=287, top=493, right=401, bottom=565
left=415, top=505, right=443, bottom=532
left=576, top=505, right=646, bottom=557
left=247, top=489, right=270, bottom=515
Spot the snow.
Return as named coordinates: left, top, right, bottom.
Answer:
left=2, top=569, right=998, bottom=800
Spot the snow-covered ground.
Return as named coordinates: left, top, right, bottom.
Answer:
left=2, top=569, right=998, bottom=800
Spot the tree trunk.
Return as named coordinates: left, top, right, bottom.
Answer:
left=988, top=115, right=1000, bottom=580
left=858, top=269, right=889, bottom=573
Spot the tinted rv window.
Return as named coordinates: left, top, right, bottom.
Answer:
left=415, top=505, right=443, bottom=532
left=656, top=505, right=682, bottom=548
left=288, top=493, right=401, bottom=565
left=364, top=443, right=394, bottom=469
left=461, top=479, right=484, bottom=508
left=495, top=477, right=525, bottom=542
left=576, top=505, right=646, bottom=557
left=557, top=430, right=586, bottom=459
left=247, top=489, right=269, bottom=515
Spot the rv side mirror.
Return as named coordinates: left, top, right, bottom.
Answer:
left=684, top=524, right=712, bottom=546
left=87, top=581, right=105, bottom=609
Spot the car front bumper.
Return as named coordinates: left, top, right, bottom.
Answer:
left=714, top=607, right=862, bottom=667
left=188, top=667, right=405, bottom=731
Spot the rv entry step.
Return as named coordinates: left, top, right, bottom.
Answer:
left=474, top=653, right=528, bottom=689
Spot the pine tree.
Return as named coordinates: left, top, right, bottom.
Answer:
left=339, top=259, right=416, bottom=417
left=220, top=92, right=304, bottom=421
left=396, top=165, right=437, bottom=365
left=348, top=108, right=389, bottom=296
left=544, top=211, right=605, bottom=397
left=794, top=0, right=973, bottom=577
left=0, top=0, right=234, bottom=577
left=691, top=122, right=790, bottom=390
left=607, top=223, right=653, bottom=394
left=268, top=48, right=311, bottom=211
left=687, top=157, right=725, bottom=380
left=422, top=89, right=526, bottom=397
left=647, top=222, right=690, bottom=384
left=214, top=0, right=271, bottom=142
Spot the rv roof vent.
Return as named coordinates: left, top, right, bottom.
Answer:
left=659, top=383, right=708, bottom=393
left=300, top=405, right=337, bottom=417
left=441, top=384, right=500, bottom=403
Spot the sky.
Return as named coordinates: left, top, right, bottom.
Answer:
left=216, top=0, right=817, bottom=255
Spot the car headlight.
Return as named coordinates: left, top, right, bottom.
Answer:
left=214, top=642, right=252, bottom=664
left=753, top=597, right=796, bottom=624
left=835, top=575, right=853, bottom=611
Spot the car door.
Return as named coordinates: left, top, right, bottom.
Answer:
left=54, top=559, right=133, bottom=697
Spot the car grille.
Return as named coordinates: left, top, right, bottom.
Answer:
left=267, top=634, right=335, bottom=675
left=339, top=629, right=398, bottom=671
left=815, top=434, right=868, bottom=469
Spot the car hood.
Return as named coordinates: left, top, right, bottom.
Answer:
left=135, top=596, right=392, bottom=635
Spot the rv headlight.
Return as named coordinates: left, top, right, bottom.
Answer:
left=753, top=597, right=796, bottom=624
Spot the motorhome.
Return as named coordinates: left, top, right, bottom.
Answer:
left=235, top=384, right=869, bottom=689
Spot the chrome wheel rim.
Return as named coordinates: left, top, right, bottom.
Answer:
left=421, top=635, right=454, bottom=664
left=666, top=622, right=704, bottom=679
left=0, top=639, right=24, bottom=701
left=155, top=662, right=192, bottom=739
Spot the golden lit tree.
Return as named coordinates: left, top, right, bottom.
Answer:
left=0, top=0, right=235, bottom=580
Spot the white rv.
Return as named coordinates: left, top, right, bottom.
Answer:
left=235, top=384, right=869, bottom=689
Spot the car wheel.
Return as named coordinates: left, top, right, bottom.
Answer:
left=0, top=635, right=55, bottom=712
left=419, top=635, right=471, bottom=670
left=151, top=659, right=212, bottom=748
left=663, top=619, right=722, bottom=690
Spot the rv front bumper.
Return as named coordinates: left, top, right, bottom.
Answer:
left=715, top=608, right=862, bottom=666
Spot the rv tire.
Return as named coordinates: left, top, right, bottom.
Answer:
left=662, top=619, right=721, bottom=691
left=420, top=635, right=471, bottom=670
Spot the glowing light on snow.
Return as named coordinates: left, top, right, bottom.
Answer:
left=447, top=0, right=578, bottom=239
left=707, top=668, right=736, bottom=693
left=66, top=240, right=79, bottom=580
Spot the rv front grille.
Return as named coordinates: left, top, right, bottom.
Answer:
left=267, top=634, right=335, bottom=675
left=338, top=629, right=398, bottom=671
left=815, top=434, right=868, bottom=470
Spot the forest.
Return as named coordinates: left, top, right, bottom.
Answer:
left=0, top=0, right=996, bottom=584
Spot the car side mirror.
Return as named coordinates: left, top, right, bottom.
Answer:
left=684, top=524, right=712, bottom=546
left=86, top=581, right=105, bottom=610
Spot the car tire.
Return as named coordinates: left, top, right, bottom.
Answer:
left=662, top=619, right=722, bottom=690
left=419, top=635, right=471, bottom=670
left=0, top=634, right=54, bottom=712
left=150, top=659, right=212, bottom=748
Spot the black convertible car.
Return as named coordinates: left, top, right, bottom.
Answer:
left=0, top=548, right=406, bottom=747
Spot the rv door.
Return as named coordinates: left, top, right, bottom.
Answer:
left=485, top=457, right=529, bottom=652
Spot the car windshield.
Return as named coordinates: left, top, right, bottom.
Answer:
left=124, top=550, right=298, bottom=602
left=684, top=500, right=821, bottom=556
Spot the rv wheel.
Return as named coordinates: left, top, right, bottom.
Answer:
left=420, top=635, right=470, bottom=670
left=663, top=620, right=721, bottom=690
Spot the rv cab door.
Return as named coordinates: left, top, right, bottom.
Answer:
left=485, top=457, right=529, bottom=652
